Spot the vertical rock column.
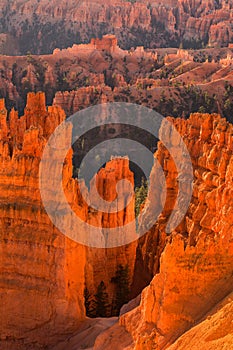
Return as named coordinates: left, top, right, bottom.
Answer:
left=0, top=93, right=86, bottom=350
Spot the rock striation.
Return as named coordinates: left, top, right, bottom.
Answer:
left=167, top=292, right=233, bottom=350
left=1, top=36, right=233, bottom=120
left=85, top=158, right=137, bottom=305
left=0, top=92, right=137, bottom=348
left=0, top=92, right=87, bottom=350
left=1, top=0, right=233, bottom=54
left=93, top=113, right=233, bottom=349
left=1, top=92, right=233, bottom=349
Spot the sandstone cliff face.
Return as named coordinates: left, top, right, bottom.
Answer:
left=1, top=0, right=233, bottom=55
left=85, top=158, right=137, bottom=305
left=0, top=92, right=140, bottom=348
left=1, top=91, right=233, bottom=349
left=0, top=92, right=87, bottom=350
left=93, top=113, right=233, bottom=349
left=167, top=291, right=233, bottom=350
left=1, top=36, right=233, bottom=121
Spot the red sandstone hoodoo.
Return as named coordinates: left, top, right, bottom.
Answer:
left=0, top=92, right=232, bottom=349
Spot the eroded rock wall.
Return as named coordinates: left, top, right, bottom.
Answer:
left=94, top=113, right=233, bottom=349
left=0, top=92, right=139, bottom=348
left=1, top=0, right=233, bottom=54
left=0, top=92, right=87, bottom=349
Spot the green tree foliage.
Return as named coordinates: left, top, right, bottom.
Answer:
left=198, top=105, right=206, bottom=113
left=135, top=178, right=148, bottom=218
left=181, top=37, right=207, bottom=50
left=55, top=62, right=70, bottom=91
left=111, top=264, right=130, bottom=315
left=223, top=84, right=233, bottom=123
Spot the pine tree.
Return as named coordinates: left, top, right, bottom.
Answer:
left=84, top=287, right=95, bottom=318
left=135, top=177, right=148, bottom=218
left=111, top=264, right=130, bottom=315
left=93, top=281, right=109, bottom=317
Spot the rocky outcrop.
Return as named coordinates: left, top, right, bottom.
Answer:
left=85, top=158, right=137, bottom=305
left=93, top=113, right=233, bottom=349
left=1, top=91, right=233, bottom=349
left=0, top=93, right=87, bottom=350
left=0, top=92, right=138, bottom=348
left=1, top=0, right=233, bottom=55
left=167, top=292, right=233, bottom=350
left=1, top=36, right=233, bottom=119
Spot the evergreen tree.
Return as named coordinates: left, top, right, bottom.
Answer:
left=111, top=264, right=130, bottom=315
left=93, top=281, right=109, bottom=317
left=84, top=287, right=95, bottom=318
left=135, top=177, right=148, bottom=218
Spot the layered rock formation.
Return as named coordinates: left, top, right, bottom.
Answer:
left=92, top=113, right=233, bottom=349
left=0, top=92, right=138, bottom=348
left=85, top=158, right=137, bottom=305
left=167, top=292, right=233, bottom=350
left=1, top=37, right=233, bottom=122
left=1, top=0, right=233, bottom=55
left=1, top=91, right=233, bottom=349
left=0, top=92, right=88, bottom=350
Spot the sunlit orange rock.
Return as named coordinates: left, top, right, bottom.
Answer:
left=93, top=112, right=233, bottom=350
left=0, top=92, right=138, bottom=348
left=0, top=92, right=86, bottom=350
left=85, top=157, right=137, bottom=305
left=1, top=91, right=233, bottom=349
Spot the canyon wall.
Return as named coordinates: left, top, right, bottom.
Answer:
left=1, top=38, right=232, bottom=122
left=0, top=92, right=88, bottom=349
left=1, top=91, right=233, bottom=349
left=0, top=93, right=86, bottom=349
left=85, top=158, right=137, bottom=306
left=1, top=0, right=233, bottom=55
left=0, top=92, right=138, bottom=348
left=167, top=291, right=233, bottom=350
left=93, top=113, right=233, bottom=349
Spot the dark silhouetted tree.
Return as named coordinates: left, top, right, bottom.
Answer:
left=111, top=264, right=130, bottom=315
left=84, top=287, right=95, bottom=318
left=93, top=281, right=109, bottom=317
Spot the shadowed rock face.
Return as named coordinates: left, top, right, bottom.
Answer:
left=1, top=0, right=233, bottom=55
